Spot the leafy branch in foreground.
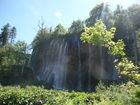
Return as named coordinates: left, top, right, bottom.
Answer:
left=81, top=20, right=140, bottom=82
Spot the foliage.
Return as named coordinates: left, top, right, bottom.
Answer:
left=81, top=20, right=125, bottom=56
left=106, top=40, right=126, bottom=56
left=85, top=3, right=104, bottom=27
left=84, top=3, right=140, bottom=63
left=115, top=57, right=140, bottom=82
left=81, top=20, right=115, bottom=46
left=113, top=5, right=132, bottom=40
left=129, top=4, right=140, bottom=30
left=136, top=29, right=140, bottom=65
left=0, top=24, right=17, bottom=45
left=95, top=81, right=140, bottom=105
left=133, top=88, right=140, bottom=104
left=53, top=24, right=67, bottom=35
left=81, top=20, right=140, bottom=82
left=0, top=42, right=30, bottom=84
left=85, top=3, right=113, bottom=29
left=32, top=27, right=52, bottom=49
left=0, top=82, right=139, bottom=105
left=1, top=24, right=10, bottom=45
left=9, top=26, right=16, bottom=44
left=15, top=41, right=29, bottom=54
left=68, top=20, right=84, bottom=34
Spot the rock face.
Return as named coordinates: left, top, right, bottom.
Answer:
left=31, top=35, right=117, bottom=91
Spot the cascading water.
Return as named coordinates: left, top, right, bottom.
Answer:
left=87, top=44, right=93, bottom=90
left=36, top=39, right=68, bottom=89
left=31, top=36, right=117, bottom=91
left=52, top=42, right=68, bottom=89
left=99, top=46, right=104, bottom=80
left=77, top=40, right=82, bottom=90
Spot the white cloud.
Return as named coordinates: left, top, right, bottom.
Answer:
left=55, top=11, right=62, bottom=19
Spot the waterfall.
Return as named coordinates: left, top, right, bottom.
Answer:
left=37, top=39, right=68, bottom=89
left=87, top=44, right=92, bottom=90
left=31, top=36, right=117, bottom=91
left=99, top=46, right=104, bottom=80
left=53, top=42, right=68, bottom=89
left=77, top=40, right=82, bottom=90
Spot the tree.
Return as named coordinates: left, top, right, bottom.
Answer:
left=0, top=33, right=2, bottom=45
left=15, top=41, right=31, bottom=74
left=15, top=41, right=28, bottom=54
left=9, top=26, right=16, bottom=44
left=0, top=42, right=31, bottom=84
left=32, top=22, right=50, bottom=49
left=128, top=4, right=140, bottom=64
left=113, top=5, right=132, bottom=40
left=129, top=4, right=140, bottom=30
left=85, top=3, right=104, bottom=27
left=112, top=5, right=139, bottom=64
left=85, top=3, right=113, bottom=29
left=68, top=20, right=84, bottom=34
left=136, top=29, right=140, bottom=65
left=1, top=23, right=10, bottom=45
left=100, top=4, right=114, bottom=29
left=53, top=24, right=67, bottom=35
left=81, top=20, right=140, bottom=82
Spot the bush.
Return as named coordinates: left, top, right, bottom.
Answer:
left=0, top=82, right=139, bottom=105
left=132, top=88, right=140, bottom=105
left=95, top=82, right=139, bottom=105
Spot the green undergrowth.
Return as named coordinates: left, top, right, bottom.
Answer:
left=0, top=82, right=140, bottom=105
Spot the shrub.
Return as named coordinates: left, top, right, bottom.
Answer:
left=0, top=83, right=139, bottom=105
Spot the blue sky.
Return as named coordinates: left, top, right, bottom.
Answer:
left=0, top=0, right=139, bottom=44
